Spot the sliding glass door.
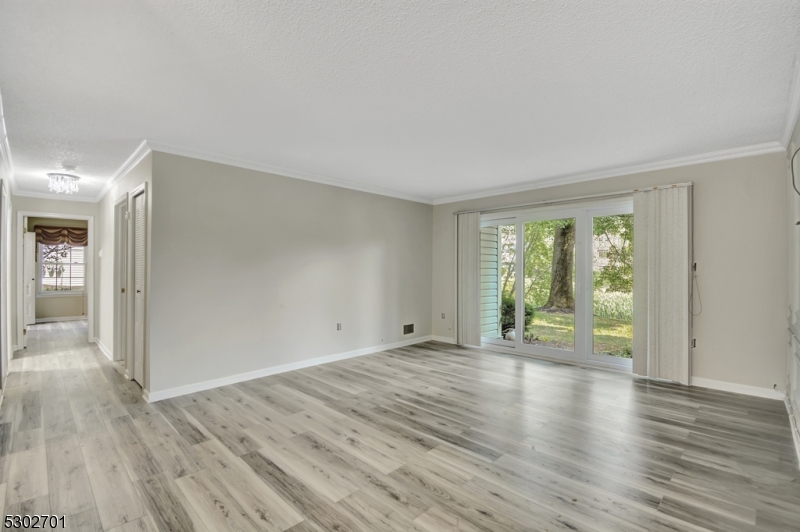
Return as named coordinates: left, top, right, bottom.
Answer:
left=480, top=200, right=633, bottom=368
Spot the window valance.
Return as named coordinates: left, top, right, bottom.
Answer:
left=34, top=226, right=88, bottom=247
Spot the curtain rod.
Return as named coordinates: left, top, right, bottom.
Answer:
left=452, top=182, right=692, bottom=215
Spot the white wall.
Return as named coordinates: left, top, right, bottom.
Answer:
left=432, top=152, right=789, bottom=392
left=146, top=152, right=433, bottom=395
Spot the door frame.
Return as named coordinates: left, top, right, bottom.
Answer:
left=16, top=210, right=94, bottom=348
left=480, top=198, right=633, bottom=370
left=127, top=183, right=147, bottom=386
left=113, top=194, right=129, bottom=367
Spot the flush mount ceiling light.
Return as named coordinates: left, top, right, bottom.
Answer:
left=47, top=173, right=80, bottom=194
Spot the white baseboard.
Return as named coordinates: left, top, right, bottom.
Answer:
left=93, top=337, right=113, bottom=361
left=145, top=335, right=434, bottom=403
left=690, top=376, right=785, bottom=400
left=785, top=397, right=800, bottom=467
left=35, top=316, right=86, bottom=323
left=11, top=345, right=17, bottom=353
left=430, top=335, right=457, bottom=344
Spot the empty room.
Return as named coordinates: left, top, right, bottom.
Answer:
left=0, top=1, right=798, bottom=531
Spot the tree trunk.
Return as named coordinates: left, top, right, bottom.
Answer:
left=543, top=222, right=575, bottom=310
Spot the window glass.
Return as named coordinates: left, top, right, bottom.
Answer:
left=40, top=243, right=85, bottom=292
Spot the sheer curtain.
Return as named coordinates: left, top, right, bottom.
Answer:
left=457, top=212, right=481, bottom=346
left=632, top=184, right=693, bottom=384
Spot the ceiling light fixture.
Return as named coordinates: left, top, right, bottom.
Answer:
left=47, top=173, right=80, bottom=194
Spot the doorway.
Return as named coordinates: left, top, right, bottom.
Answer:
left=131, top=189, right=146, bottom=385
left=16, top=211, right=94, bottom=348
left=480, top=200, right=633, bottom=368
left=113, top=195, right=128, bottom=369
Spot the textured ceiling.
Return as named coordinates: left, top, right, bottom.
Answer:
left=0, top=1, right=799, bottom=203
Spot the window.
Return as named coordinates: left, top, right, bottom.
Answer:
left=480, top=198, right=633, bottom=368
left=39, top=243, right=85, bottom=294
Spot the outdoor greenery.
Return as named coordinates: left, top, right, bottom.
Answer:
left=497, top=213, right=633, bottom=358
left=593, top=290, right=633, bottom=322
left=500, top=295, right=534, bottom=334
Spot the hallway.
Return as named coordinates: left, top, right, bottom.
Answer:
left=0, top=320, right=152, bottom=530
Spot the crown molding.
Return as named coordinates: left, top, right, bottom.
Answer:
left=95, top=139, right=152, bottom=202
left=10, top=190, right=99, bottom=203
left=783, top=60, right=800, bottom=149
left=146, top=141, right=433, bottom=205
left=431, top=141, right=786, bottom=205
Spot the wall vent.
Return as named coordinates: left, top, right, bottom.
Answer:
left=403, top=324, right=414, bottom=335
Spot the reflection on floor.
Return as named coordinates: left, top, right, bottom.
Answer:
left=0, top=320, right=798, bottom=531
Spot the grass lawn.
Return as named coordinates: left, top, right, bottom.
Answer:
left=524, top=311, right=632, bottom=358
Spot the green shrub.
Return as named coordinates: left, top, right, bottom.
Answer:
left=501, top=295, right=534, bottom=333
left=593, top=291, right=632, bottom=322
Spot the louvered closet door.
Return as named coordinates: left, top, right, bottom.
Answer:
left=133, top=192, right=146, bottom=385
left=23, top=232, right=36, bottom=326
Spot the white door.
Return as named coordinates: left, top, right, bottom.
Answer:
left=132, top=192, right=146, bottom=385
left=23, top=232, right=36, bottom=327
left=113, top=198, right=128, bottom=363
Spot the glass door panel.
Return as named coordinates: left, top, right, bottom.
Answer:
left=480, top=222, right=516, bottom=344
left=592, top=214, right=633, bottom=360
left=522, top=218, right=576, bottom=351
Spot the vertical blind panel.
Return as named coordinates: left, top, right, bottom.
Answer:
left=457, top=212, right=481, bottom=346
left=632, top=185, right=692, bottom=384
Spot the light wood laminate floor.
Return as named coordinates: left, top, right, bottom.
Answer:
left=1, top=321, right=799, bottom=531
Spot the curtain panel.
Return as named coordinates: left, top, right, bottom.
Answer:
left=632, top=184, right=693, bottom=384
left=34, top=226, right=88, bottom=247
left=456, top=212, right=481, bottom=346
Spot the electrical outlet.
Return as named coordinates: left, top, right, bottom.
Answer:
left=336, top=323, right=342, bottom=331
left=441, top=313, right=445, bottom=319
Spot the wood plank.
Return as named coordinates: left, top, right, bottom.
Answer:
left=79, top=429, right=147, bottom=529
left=135, top=472, right=208, bottom=532
left=47, top=433, right=96, bottom=516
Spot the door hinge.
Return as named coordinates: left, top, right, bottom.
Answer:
left=125, top=211, right=129, bottom=220
left=121, top=288, right=125, bottom=293
left=692, top=339, right=696, bottom=348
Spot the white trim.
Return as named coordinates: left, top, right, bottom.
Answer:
left=36, top=291, right=86, bottom=298
left=783, top=60, right=800, bottom=148
left=93, top=337, right=113, bottom=361
left=145, top=335, right=434, bottom=403
left=9, top=139, right=790, bottom=208
left=34, top=316, right=85, bottom=323
left=431, top=335, right=457, bottom=344
left=785, top=397, right=800, bottom=467
left=95, top=140, right=152, bottom=202
left=10, top=190, right=98, bottom=203
left=690, top=376, right=785, bottom=400
left=11, top=345, right=17, bottom=353
left=479, top=341, right=632, bottom=373
left=432, top=142, right=785, bottom=205
left=146, top=141, right=432, bottom=205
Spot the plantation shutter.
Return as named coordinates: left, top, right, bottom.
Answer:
left=632, top=184, right=693, bottom=384
left=480, top=226, right=501, bottom=338
left=457, top=212, right=481, bottom=346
